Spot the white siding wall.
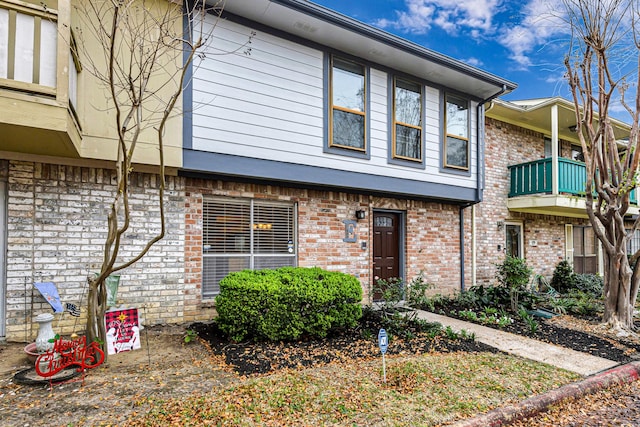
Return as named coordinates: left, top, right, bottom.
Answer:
left=192, top=17, right=478, bottom=189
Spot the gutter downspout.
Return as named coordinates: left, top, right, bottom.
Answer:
left=459, top=206, right=469, bottom=291
left=459, top=85, right=508, bottom=292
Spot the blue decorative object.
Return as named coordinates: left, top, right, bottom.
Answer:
left=34, top=282, right=63, bottom=313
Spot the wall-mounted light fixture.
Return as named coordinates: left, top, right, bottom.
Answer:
left=355, top=210, right=366, bottom=220
left=568, top=125, right=578, bottom=132
left=497, top=220, right=505, bottom=230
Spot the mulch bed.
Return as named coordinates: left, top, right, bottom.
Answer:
left=193, top=306, right=640, bottom=376
left=434, top=302, right=640, bottom=363
left=192, top=310, right=499, bottom=376
left=508, top=317, right=640, bottom=362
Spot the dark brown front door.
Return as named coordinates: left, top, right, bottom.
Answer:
left=373, top=212, right=400, bottom=298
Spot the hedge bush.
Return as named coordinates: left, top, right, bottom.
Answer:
left=215, top=267, right=363, bottom=342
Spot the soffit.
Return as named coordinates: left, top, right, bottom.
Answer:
left=218, top=0, right=517, bottom=100
left=487, top=98, right=631, bottom=141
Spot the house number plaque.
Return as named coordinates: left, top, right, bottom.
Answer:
left=343, top=220, right=357, bottom=243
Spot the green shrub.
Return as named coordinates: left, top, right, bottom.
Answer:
left=367, top=273, right=444, bottom=340
left=371, top=276, right=405, bottom=312
left=551, top=260, right=576, bottom=294
left=573, top=274, right=604, bottom=298
left=496, top=255, right=532, bottom=290
left=406, top=272, right=435, bottom=308
left=495, top=255, right=533, bottom=311
left=215, top=267, right=363, bottom=342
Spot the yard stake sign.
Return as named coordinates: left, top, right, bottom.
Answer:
left=378, top=328, right=388, bottom=383
left=104, top=308, right=141, bottom=355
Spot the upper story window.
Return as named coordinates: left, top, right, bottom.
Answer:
left=329, top=56, right=366, bottom=151
left=393, top=78, right=422, bottom=161
left=444, top=94, right=470, bottom=170
left=544, top=137, right=553, bottom=157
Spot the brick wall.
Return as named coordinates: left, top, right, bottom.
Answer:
left=4, top=161, right=468, bottom=341
left=4, top=161, right=186, bottom=341
left=406, top=200, right=462, bottom=293
left=185, top=179, right=464, bottom=308
left=477, top=118, right=590, bottom=286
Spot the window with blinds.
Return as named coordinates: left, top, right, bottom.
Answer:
left=202, top=198, right=297, bottom=299
left=628, top=230, right=640, bottom=255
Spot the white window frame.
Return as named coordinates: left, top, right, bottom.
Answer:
left=505, top=220, right=524, bottom=258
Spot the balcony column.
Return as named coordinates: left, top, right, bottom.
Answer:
left=56, top=0, right=70, bottom=105
left=551, top=104, right=559, bottom=195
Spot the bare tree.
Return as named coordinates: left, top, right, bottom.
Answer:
left=563, top=0, right=640, bottom=331
left=71, top=0, right=220, bottom=356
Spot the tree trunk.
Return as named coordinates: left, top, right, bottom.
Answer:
left=86, top=275, right=109, bottom=362
left=602, top=249, right=635, bottom=331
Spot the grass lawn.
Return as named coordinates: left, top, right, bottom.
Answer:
left=127, top=351, right=580, bottom=426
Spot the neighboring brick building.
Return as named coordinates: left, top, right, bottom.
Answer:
left=478, top=98, right=637, bottom=285
left=2, top=161, right=188, bottom=340
left=0, top=0, right=186, bottom=342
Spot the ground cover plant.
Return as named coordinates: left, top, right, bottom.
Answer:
left=410, top=259, right=640, bottom=362
left=424, top=290, right=640, bottom=362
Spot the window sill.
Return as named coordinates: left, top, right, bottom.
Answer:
left=200, top=299, right=217, bottom=308
left=388, top=157, right=425, bottom=169
left=324, top=145, right=370, bottom=160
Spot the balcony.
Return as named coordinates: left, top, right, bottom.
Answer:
left=0, top=0, right=81, bottom=158
left=508, top=157, right=639, bottom=218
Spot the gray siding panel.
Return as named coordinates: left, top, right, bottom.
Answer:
left=189, top=16, right=482, bottom=196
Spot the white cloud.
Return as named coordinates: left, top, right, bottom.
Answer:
left=376, top=2, right=436, bottom=34
left=497, top=0, right=568, bottom=68
left=465, top=57, right=483, bottom=67
left=544, top=73, right=565, bottom=85
left=376, top=0, right=571, bottom=68
left=376, top=0, right=501, bottom=34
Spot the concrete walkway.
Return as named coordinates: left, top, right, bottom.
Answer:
left=413, top=310, right=619, bottom=376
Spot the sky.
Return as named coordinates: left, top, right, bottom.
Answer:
left=312, top=0, right=636, bottom=123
